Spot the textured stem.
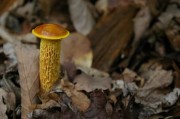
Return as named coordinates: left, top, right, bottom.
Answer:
left=40, top=39, right=61, bottom=92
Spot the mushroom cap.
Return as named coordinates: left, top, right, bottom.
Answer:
left=32, top=24, right=70, bottom=40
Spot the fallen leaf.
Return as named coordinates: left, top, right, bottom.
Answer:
left=84, top=90, right=124, bottom=119
left=135, top=62, right=173, bottom=113
left=95, top=0, right=108, bottom=14
left=125, top=6, right=151, bottom=65
left=60, top=79, right=90, bottom=112
left=84, top=90, right=107, bottom=118
left=61, top=33, right=93, bottom=67
left=36, top=99, right=60, bottom=109
left=77, top=66, right=109, bottom=78
left=0, top=88, right=16, bottom=119
left=0, top=88, right=8, bottom=119
left=162, top=88, right=180, bottom=108
left=165, top=18, right=180, bottom=51
left=133, top=6, right=151, bottom=43
left=109, top=0, right=133, bottom=9
left=74, top=73, right=111, bottom=92
left=158, top=0, right=180, bottom=29
left=111, top=68, right=143, bottom=95
left=16, top=47, right=39, bottom=119
left=3, top=43, right=17, bottom=67
left=0, top=0, right=23, bottom=16
left=28, top=93, right=82, bottom=119
left=68, top=0, right=95, bottom=35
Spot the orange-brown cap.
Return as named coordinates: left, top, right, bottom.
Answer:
left=32, top=24, right=70, bottom=40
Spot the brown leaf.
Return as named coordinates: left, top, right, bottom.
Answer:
left=61, top=33, right=93, bottom=67
left=60, top=79, right=90, bottom=112
left=74, top=72, right=111, bottom=92
left=84, top=90, right=124, bottom=119
left=122, top=68, right=145, bottom=89
left=135, top=62, right=173, bottom=112
left=88, top=6, right=138, bottom=71
left=133, top=6, right=151, bottom=43
left=158, top=0, right=180, bottom=29
left=68, top=0, right=95, bottom=35
left=16, top=47, right=39, bottom=119
left=0, top=88, right=16, bottom=119
left=0, top=88, right=8, bottom=119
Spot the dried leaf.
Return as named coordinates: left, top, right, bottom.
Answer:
left=0, top=0, right=23, bottom=15
left=0, top=88, right=15, bottom=119
left=74, top=73, right=111, bottom=92
left=84, top=90, right=123, bottom=119
left=95, top=0, right=108, bottom=14
left=61, top=33, right=93, bottom=67
left=162, top=88, right=180, bottom=108
left=68, top=0, right=95, bottom=35
left=109, top=0, right=133, bottom=9
left=36, top=99, right=60, bottom=109
left=16, top=47, right=39, bottom=119
left=165, top=18, right=180, bottom=51
left=136, top=63, right=173, bottom=112
left=3, top=43, right=17, bottom=67
left=0, top=88, right=8, bottom=119
left=158, top=1, right=180, bottom=28
left=60, top=79, right=90, bottom=112
left=77, top=66, right=109, bottom=77
left=133, top=6, right=151, bottom=43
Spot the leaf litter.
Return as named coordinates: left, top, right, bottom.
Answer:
left=0, top=0, right=180, bottom=119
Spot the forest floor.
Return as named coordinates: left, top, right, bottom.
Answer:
left=0, top=0, right=180, bottom=119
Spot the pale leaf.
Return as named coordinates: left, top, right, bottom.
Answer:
left=16, top=47, right=39, bottom=119
left=74, top=73, right=111, bottom=92
left=61, top=33, right=93, bottom=67
left=136, top=65, right=173, bottom=111
left=68, top=0, right=95, bottom=35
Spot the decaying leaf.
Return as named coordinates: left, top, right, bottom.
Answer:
left=0, top=0, right=23, bottom=16
left=95, top=0, right=108, bottom=14
left=16, top=47, right=39, bottom=119
left=60, top=79, right=90, bottom=112
left=133, top=6, right=151, bottom=43
left=0, top=88, right=16, bottom=119
left=68, top=0, right=95, bottom=35
left=3, top=43, right=17, bottom=67
left=74, top=73, right=111, bottom=92
left=77, top=66, right=109, bottom=78
left=0, top=88, right=8, bottom=119
left=61, top=33, right=93, bottom=67
left=136, top=63, right=173, bottom=112
left=84, top=90, right=124, bottom=119
left=162, top=88, right=180, bottom=108
left=158, top=0, right=180, bottom=29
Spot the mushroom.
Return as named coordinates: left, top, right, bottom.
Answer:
left=32, top=24, right=69, bottom=93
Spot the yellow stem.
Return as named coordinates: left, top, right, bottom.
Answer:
left=40, top=39, right=61, bottom=92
